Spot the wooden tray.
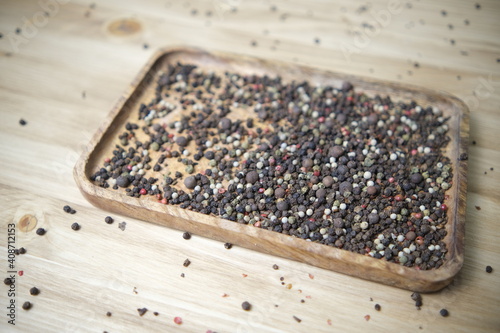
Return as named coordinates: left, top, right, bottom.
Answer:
left=74, top=47, right=469, bottom=292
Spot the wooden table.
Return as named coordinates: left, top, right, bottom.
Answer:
left=1, top=0, right=499, bottom=332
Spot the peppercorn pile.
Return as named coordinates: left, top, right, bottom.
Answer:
left=91, top=63, right=453, bottom=269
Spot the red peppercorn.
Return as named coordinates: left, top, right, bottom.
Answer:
left=441, top=204, right=448, bottom=211
left=174, top=316, right=182, bottom=325
left=394, top=194, right=404, bottom=201
left=127, top=165, right=133, bottom=171
left=313, top=170, right=320, bottom=177
left=104, top=157, right=111, bottom=163
left=140, top=188, right=147, bottom=195
left=161, top=198, right=167, bottom=204
left=258, top=188, right=265, bottom=193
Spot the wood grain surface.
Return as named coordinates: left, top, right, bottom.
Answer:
left=1, top=0, right=499, bottom=332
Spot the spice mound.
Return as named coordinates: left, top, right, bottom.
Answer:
left=91, top=63, right=453, bottom=270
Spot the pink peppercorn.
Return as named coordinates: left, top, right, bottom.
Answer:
left=140, top=188, right=147, bottom=195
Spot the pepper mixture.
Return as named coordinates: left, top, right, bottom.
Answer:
left=92, top=63, right=453, bottom=269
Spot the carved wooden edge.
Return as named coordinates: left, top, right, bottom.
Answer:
left=74, top=46, right=469, bottom=292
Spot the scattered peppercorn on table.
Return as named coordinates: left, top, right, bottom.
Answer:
left=1, top=0, right=499, bottom=332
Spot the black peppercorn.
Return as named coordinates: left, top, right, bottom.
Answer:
left=411, top=292, right=422, bottom=302
left=241, top=301, right=251, bottom=311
